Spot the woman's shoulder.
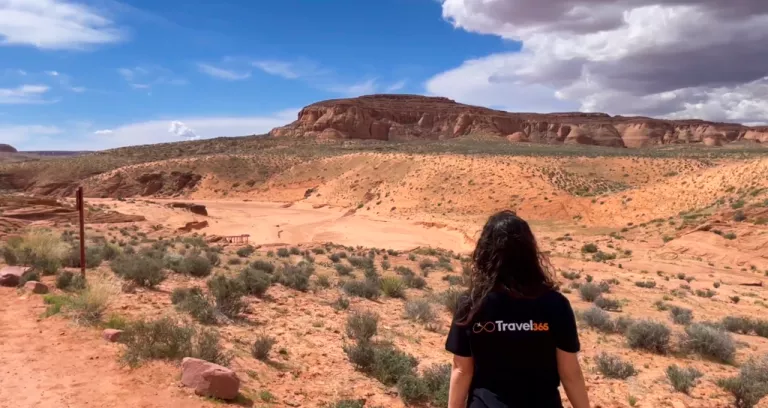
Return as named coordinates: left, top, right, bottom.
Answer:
left=537, top=288, right=572, bottom=306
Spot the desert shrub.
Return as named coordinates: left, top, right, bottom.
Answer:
left=403, top=274, right=426, bottom=289
left=344, top=340, right=376, bottom=371
left=206, top=275, right=246, bottom=318
left=666, top=365, right=703, bottom=394
left=579, top=282, right=605, bottom=302
left=237, top=245, right=255, bottom=258
left=111, top=254, right=165, bottom=288
left=171, top=287, right=217, bottom=324
left=65, top=246, right=103, bottom=269
left=346, top=311, right=379, bottom=341
left=275, top=262, right=313, bottom=292
left=381, top=260, right=391, bottom=270
left=594, top=296, right=621, bottom=311
left=348, top=256, right=374, bottom=270
left=695, top=288, right=716, bottom=298
left=670, top=306, right=694, bottom=325
left=335, top=263, right=354, bottom=276
left=251, top=334, right=276, bottom=360
left=421, top=363, right=450, bottom=407
left=634, top=280, right=657, bottom=289
left=438, top=288, right=464, bottom=315
left=397, top=375, right=429, bottom=404
left=332, top=296, right=350, bottom=311
left=722, top=316, right=754, bottom=334
left=67, top=276, right=119, bottom=325
left=311, top=247, right=325, bottom=255
left=561, top=271, right=581, bottom=280
left=121, top=317, right=229, bottom=367
left=315, top=274, right=331, bottom=288
left=369, top=342, right=418, bottom=386
left=55, top=271, right=83, bottom=290
left=418, top=259, right=435, bottom=273
left=5, top=229, right=68, bottom=275
left=404, top=299, right=436, bottom=323
left=614, top=316, right=635, bottom=334
left=581, top=243, right=598, bottom=253
left=18, top=269, right=41, bottom=287
left=585, top=275, right=593, bottom=283
left=443, top=275, right=464, bottom=286
left=343, top=278, right=381, bottom=300
left=104, top=313, right=128, bottom=330
left=717, top=355, right=768, bottom=408
left=327, top=400, right=365, bottom=408
left=289, top=247, right=301, bottom=255
left=626, top=320, right=671, bottom=354
left=205, top=250, right=221, bottom=267
left=329, top=253, right=341, bottom=263
left=277, top=248, right=290, bottom=258
left=250, top=259, right=275, bottom=273
left=227, top=257, right=241, bottom=265
left=595, top=352, right=636, bottom=379
left=380, top=276, right=407, bottom=299
left=581, top=306, right=615, bottom=333
left=682, top=323, right=736, bottom=363
left=724, top=232, right=737, bottom=240
left=239, top=267, right=272, bottom=297
left=730, top=295, right=741, bottom=304
left=395, top=266, right=414, bottom=276
left=592, top=251, right=616, bottom=262
left=755, top=320, right=768, bottom=338
left=178, top=255, right=213, bottom=277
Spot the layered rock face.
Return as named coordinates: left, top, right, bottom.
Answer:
left=270, top=95, right=768, bottom=148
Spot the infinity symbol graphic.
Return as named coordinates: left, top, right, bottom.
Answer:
left=473, top=322, right=496, bottom=333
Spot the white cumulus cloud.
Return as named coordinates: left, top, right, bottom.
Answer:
left=429, top=0, right=768, bottom=122
left=168, top=121, right=199, bottom=140
left=0, top=84, right=52, bottom=104
left=93, top=129, right=113, bottom=135
left=0, top=0, right=126, bottom=50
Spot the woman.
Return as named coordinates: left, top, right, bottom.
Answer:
left=446, top=211, right=590, bottom=408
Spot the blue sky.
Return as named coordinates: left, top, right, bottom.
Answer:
left=2, top=1, right=766, bottom=151
left=0, top=0, right=518, bottom=150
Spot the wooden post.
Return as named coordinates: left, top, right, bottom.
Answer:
left=76, top=187, right=86, bottom=278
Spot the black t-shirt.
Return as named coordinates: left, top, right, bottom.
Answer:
left=445, top=289, right=580, bottom=408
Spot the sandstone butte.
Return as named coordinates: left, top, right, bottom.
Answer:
left=269, top=94, right=768, bottom=148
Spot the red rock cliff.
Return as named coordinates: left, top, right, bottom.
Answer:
left=269, top=95, right=768, bottom=148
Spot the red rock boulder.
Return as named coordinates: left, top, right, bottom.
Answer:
left=23, top=281, right=49, bottom=294
left=102, top=329, right=123, bottom=342
left=181, top=358, right=240, bottom=400
left=0, top=266, right=28, bottom=287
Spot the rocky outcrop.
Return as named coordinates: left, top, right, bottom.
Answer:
left=270, top=95, right=768, bottom=148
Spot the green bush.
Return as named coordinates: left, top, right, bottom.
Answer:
left=594, top=296, right=621, bottom=311
left=171, top=287, right=217, bottom=324
left=595, top=352, right=636, bottom=379
left=228, top=257, right=242, bottom=265
left=4, top=229, right=67, bottom=275
left=65, top=246, right=103, bottom=269
left=121, top=317, right=229, bottom=367
left=581, top=243, right=598, bottom=253
left=18, top=269, right=41, bottom=287
left=206, top=275, right=246, bottom=318
left=335, top=264, right=354, bottom=276
left=380, top=276, right=407, bottom=299
left=329, top=253, right=341, bottom=263
left=236, top=245, right=255, bottom=258
left=717, top=355, right=768, bottom=408
left=403, top=274, right=426, bottom=289
left=346, top=311, right=379, bottom=341
left=239, top=267, right=272, bottom=297
left=626, top=320, right=671, bottom=354
left=289, top=247, right=301, bottom=255
left=369, top=342, right=418, bottom=386
left=250, top=259, right=275, bottom=273
left=634, top=280, right=657, bottom=289
left=666, top=365, right=703, bottom=394
left=683, top=323, right=736, bottom=364
left=670, top=306, right=693, bottom=325
left=344, top=340, right=376, bottom=371
left=111, top=254, right=166, bottom=288
left=178, top=255, right=213, bottom=277
left=326, top=400, right=364, bottom=408
left=421, top=363, right=450, bottom=407
left=418, top=259, right=434, bottom=273
left=561, top=271, right=581, bottom=280
left=55, top=271, right=86, bottom=290
left=397, top=374, right=429, bottom=404
left=332, top=296, right=350, bottom=310
left=251, top=334, right=276, bottom=360
left=277, top=248, right=290, bottom=258
left=348, top=256, right=374, bottom=270
left=404, top=299, right=436, bottom=324
left=343, top=278, right=381, bottom=300
left=275, top=262, right=313, bottom=292
left=381, top=260, right=391, bottom=270
left=581, top=306, right=615, bottom=333
left=695, top=288, right=716, bottom=298
left=722, top=316, right=754, bottom=334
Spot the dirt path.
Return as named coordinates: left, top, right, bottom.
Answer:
left=0, top=287, right=214, bottom=408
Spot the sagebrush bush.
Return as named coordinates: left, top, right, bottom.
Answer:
left=397, top=375, right=429, bottom=404
left=68, top=275, right=119, bottom=325
left=717, top=355, right=768, bottom=408
left=55, top=271, right=86, bottom=291
left=179, top=255, right=213, bottom=277
left=65, top=246, right=103, bottom=269
left=251, top=334, right=276, bottom=360
left=332, top=296, right=350, bottom=310
left=171, top=287, right=217, bottom=324
left=561, top=271, right=581, bottom=280
left=581, top=306, right=615, bottom=333
left=276, top=248, right=290, bottom=258
left=404, top=274, right=427, bottom=289
left=614, top=316, right=635, bottom=334
left=289, top=247, right=301, bottom=255
left=594, top=296, right=621, bottom=311
left=595, top=352, right=636, bottom=379
left=343, top=278, right=381, bottom=300
left=581, top=243, right=598, bottom=253
left=18, top=269, right=40, bottom=287
left=275, top=262, right=313, bottom=292
left=344, top=340, right=376, bottom=371
left=670, top=306, right=693, bottom=325
left=438, top=288, right=464, bottom=315
left=327, top=400, right=365, bottom=408
left=722, top=316, right=754, bottom=334
left=335, top=263, right=354, bottom=276
left=346, top=311, right=379, bottom=341
left=250, top=259, right=275, bottom=273
left=206, top=275, right=246, bottom=318
left=421, top=363, right=450, bottom=407
left=239, top=267, right=272, bottom=297
left=236, top=245, right=255, bottom=258
left=666, top=365, right=703, bottom=394
left=369, top=341, right=418, bottom=386
left=683, top=324, right=736, bottom=364
left=578, top=282, right=604, bottom=302
left=121, top=317, right=229, bottom=367
left=111, top=254, right=166, bottom=288
left=380, top=276, right=407, bottom=299
left=634, top=280, right=657, bottom=289
left=315, top=274, right=331, bottom=289
left=404, top=299, right=436, bottom=323
left=5, top=229, right=67, bottom=275
left=626, top=320, right=671, bottom=354
left=348, top=256, right=373, bottom=270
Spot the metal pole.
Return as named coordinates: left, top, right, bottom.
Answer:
left=76, top=187, right=86, bottom=278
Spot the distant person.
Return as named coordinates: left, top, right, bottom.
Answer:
left=445, top=211, right=590, bottom=408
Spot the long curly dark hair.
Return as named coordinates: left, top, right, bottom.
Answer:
left=457, top=210, right=556, bottom=325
